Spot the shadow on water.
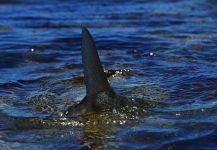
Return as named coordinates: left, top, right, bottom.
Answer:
left=0, top=0, right=22, bottom=4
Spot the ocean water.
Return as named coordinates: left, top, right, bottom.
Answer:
left=0, top=0, right=217, bottom=149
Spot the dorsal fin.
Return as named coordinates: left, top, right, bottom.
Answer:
left=82, top=26, right=113, bottom=96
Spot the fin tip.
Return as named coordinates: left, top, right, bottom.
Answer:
left=81, top=24, right=88, bottom=32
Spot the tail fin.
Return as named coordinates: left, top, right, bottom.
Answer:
left=81, top=26, right=113, bottom=96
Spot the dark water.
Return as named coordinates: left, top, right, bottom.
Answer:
left=0, top=0, right=217, bottom=149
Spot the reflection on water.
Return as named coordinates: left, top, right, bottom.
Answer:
left=0, top=0, right=217, bottom=149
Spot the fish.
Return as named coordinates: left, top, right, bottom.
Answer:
left=65, top=26, right=128, bottom=116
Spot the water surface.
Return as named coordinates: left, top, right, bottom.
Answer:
left=0, top=0, right=217, bottom=149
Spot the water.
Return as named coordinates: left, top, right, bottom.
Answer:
left=0, top=0, right=217, bottom=149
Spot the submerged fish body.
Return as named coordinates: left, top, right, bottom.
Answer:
left=65, top=26, right=129, bottom=116
left=66, top=91, right=127, bottom=116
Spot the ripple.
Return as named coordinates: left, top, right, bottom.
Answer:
left=0, top=0, right=217, bottom=149
left=59, top=69, right=132, bottom=85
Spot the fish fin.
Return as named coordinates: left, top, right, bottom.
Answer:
left=66, top=26, right=115, bottom=116
left=81, top=26, right=113, bottom=95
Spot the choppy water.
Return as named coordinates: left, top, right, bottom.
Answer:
left=0, top=0, right=217, bottom=149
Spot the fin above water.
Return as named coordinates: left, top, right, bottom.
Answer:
left=66, top=26, right=115, bottom=116
left=81, top=26, right=113, bottom=96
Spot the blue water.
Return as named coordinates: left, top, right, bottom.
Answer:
left=0, top=0, right=217, bottom=149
